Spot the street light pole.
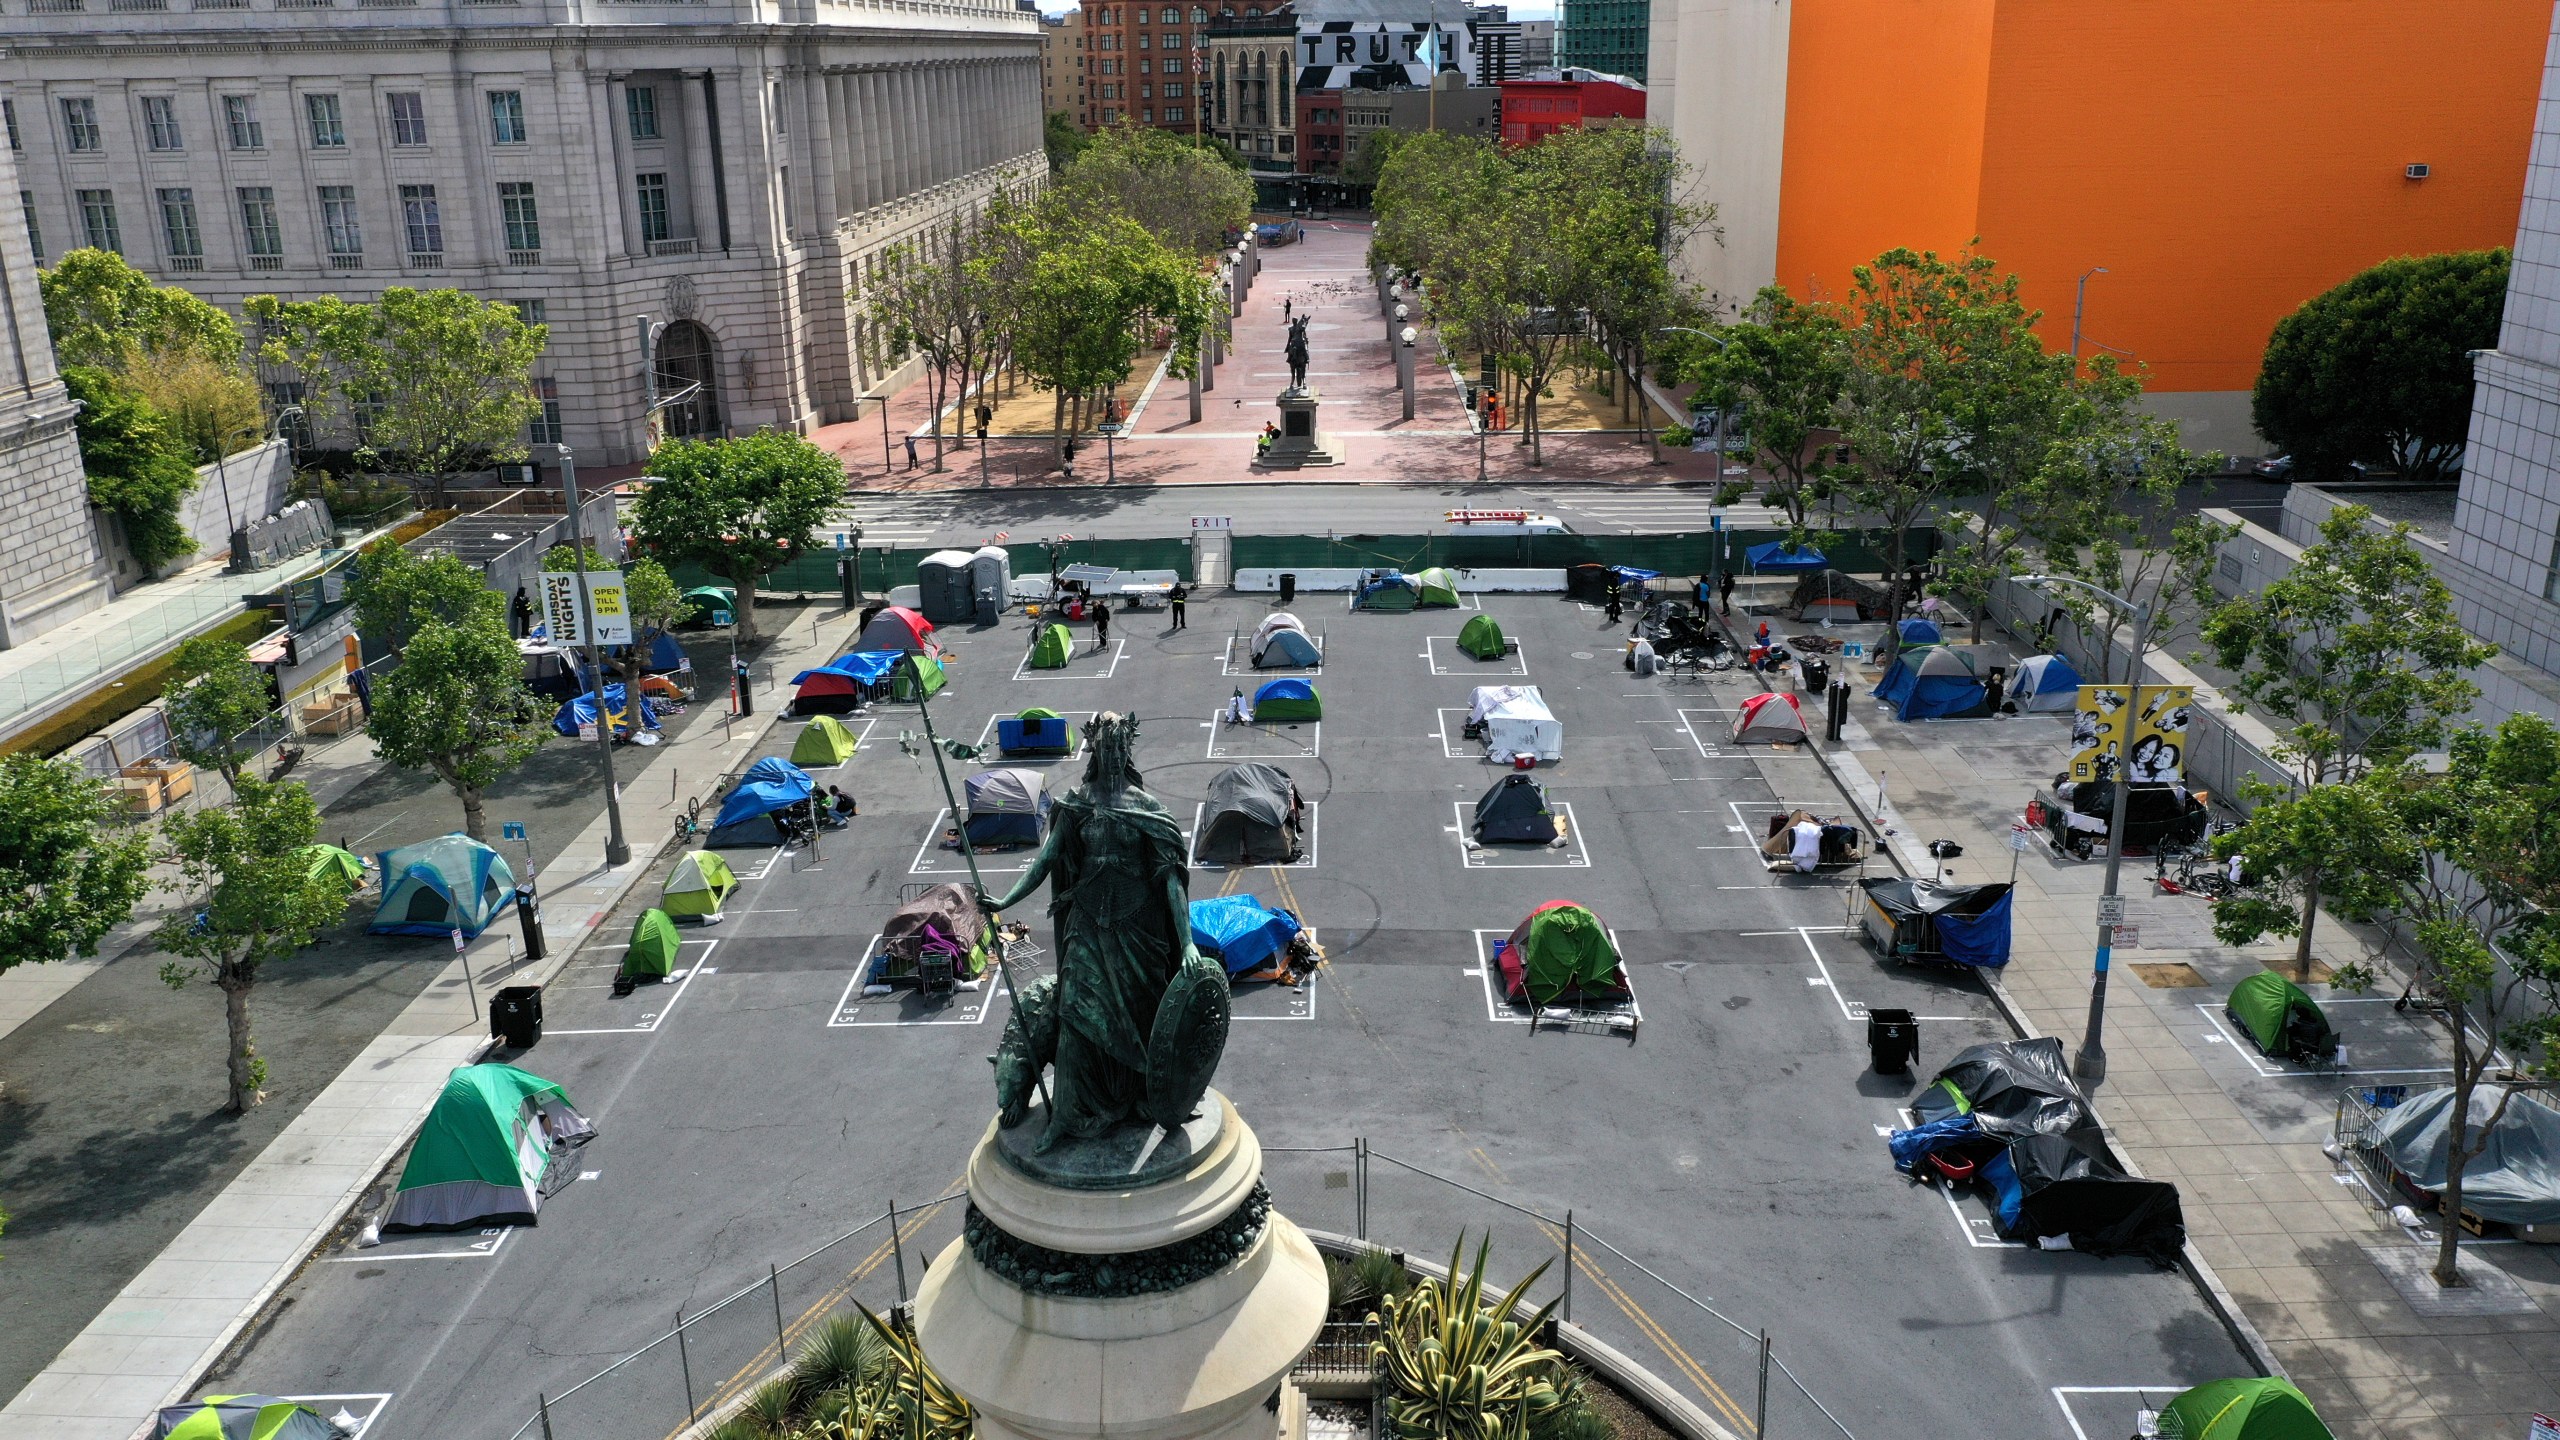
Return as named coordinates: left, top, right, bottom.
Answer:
left=1657, top=326, right=1728, bottom=480
left=559, top=445, right=632, bottom=868
left=2071, top=267, right=2109, bottom=361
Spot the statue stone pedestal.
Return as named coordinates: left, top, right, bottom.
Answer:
left=914, top=1089, right=1327, bottom=1440
left=1260, top=390, right=1341, bottom=469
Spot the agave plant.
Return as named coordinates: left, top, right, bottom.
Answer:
left=1372, top=1236, right=1567, bottom=1440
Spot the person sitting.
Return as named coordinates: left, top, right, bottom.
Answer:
left=829, top=784, right=858, bottom=823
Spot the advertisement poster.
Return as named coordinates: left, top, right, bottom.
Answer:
left=539, top=569, right=633, bottom=647
left=2068, top=683, right=2195, bottom=784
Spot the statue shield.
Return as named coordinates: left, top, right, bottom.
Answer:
left=1142, top=951, right=1233, bottom=1129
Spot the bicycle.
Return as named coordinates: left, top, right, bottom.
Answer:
left=2152, top=836, right=2237, bottom=899
left=672, top=796, right=705, bottom=845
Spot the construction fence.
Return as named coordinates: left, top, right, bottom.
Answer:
left=679, top=538, right=1198, bottom=600
left=1230, top=528, right=1935, bottom=581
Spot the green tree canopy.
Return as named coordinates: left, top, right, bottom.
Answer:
left=1055, top=122, right=1253, bottom=258
left=632, top=431, right=844, bottom=642
left=165, top=635, right=276, bottom=788
left=39, top=248, right=244, bottom=372
left=2253, top=248, right=2506, bottom=482
left=350, top=539, right=506, bottom=655
left=59, top=365, right=200, bottom=573
left=0, top=754, right=152, bottom=978
left=993, top=204, right=1222, bottom=461
left=1680, top=288, right=1849, bottom=531
left=367, top=617, right=548, bottom=840
left=1044, top=112, right=1092, bottom=174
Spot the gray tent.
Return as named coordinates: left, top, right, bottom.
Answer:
left=1786, top=569, right=1892, bottom=622
left=2371, top=1085, right=2560, bottom=1225
left=1198, top=763, right=1302, bottom=864
left=883, top=882, right=991, bottom=970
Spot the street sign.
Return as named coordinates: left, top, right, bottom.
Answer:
left=2115, top=924, right=2140, bottom=949
left=501, top=822, right=527, bottom=841
left=1190, top=516, right=1233, bottom=530
left=2008, top=825, right=2031, bottom=853
left=834, top=531, right=848, bottom=550
left=450, top=928, right=466, bottom=953
left=2097, top=895, right=2126, bottom=927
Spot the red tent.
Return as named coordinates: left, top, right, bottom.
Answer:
left=856, top=606, right=936, bottom=653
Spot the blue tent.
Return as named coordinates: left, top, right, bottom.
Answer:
left=708, top=756, right=816, bottom=846
left=1896, top=617, right=1942, bottom=647
left=1873, top=645, right=1992, bottom=721
left=793, top=651, right=901, bottom=687
left=1190, top=894, right=1304, bottom=978
left=2009, top=652, right=2082, bottom=712
left=371, top=834, right=517, bottom=938
left=552, top=684, right=660, bottom=738
left=1252, top=676, right=1321, bottom=721
left=639, top=632, right=688, bottom=672
left=1746, top=542, right=1828, bottom=573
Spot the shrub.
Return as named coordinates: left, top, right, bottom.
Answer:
left=60, top=365, right=200, bottom=572
left=1374, top=1237, right=1567, bottom=1440
left=1660, top=423, right=1693, bottom=448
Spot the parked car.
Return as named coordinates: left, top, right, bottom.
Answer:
left=2252, top=454, right=2295, bottom=479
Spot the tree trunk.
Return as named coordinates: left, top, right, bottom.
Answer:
left=2436, top=1027, right=2478, bottom=1286
left=2292, top=871, right=2321, bottom=979
left=221, top=970, right=259, bottom=1113
left=1525, top=382, right=1543, bottom=468
left=735, top=580, right=761, bottom=644
left=931, top=367, right=949, bottom=472
left=1052, top=390, right=1068, bottom=465
left=459, top=783, right=488, bottom=841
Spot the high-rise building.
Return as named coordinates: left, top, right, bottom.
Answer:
left=1045, top=10, right=1093, bottom=128
left=1517, top=19, right=1555, bottom=71
left=4, top=4, right=1043, bottom=468
left=1470, top=4, right=1525, bottom=85
left=1646, top=0, right=2547, bottom=454
left=1558, top=0, right=1646, bottom=82
left=0, top=137, right=109, bottom=646
left=1081, top=0, right=1212, bottom=132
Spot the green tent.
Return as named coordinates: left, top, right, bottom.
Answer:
left=382, top=1063, right=593, bottom=1231
left=663, top=850, right=738, bottom=919
left=2156, top=1378, right=2333, bottom=1440
left=299, top=844, right=367, bottom=892
left=1030, top=622, right=1074, bottom=669
left=1415, top=567, right=1463, bottom=607
left=2226, top=970, right=2338, bottom=1063
left=1458, top=613, right=1508, bottom=661
left=1501, top=901, right=1623, bottom=1007
left=150, top=1395, right=338, bottom=1440
left=893, top=652, right=947, bottom=700
left=624, top=907, right=682, bottom=979
left=678, top=585, right=737, bottom=628
left=792, top=713, right=860, bottom=767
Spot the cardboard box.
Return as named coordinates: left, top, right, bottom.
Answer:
left=110, top=776, right=164, bottom=815
left=122, top=759, right=194, bottom=803
left=299, top=693, right=362, bottom=736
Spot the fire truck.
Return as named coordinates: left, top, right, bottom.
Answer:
left=1442, top=509, right=1572, bottom=536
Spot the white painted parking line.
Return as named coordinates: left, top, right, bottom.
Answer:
left=909, top=808, right=1041, bottom=876
left=830, top=932, right=1000, bottom=1026
left=1897, top=1106, right=2022, bottom=1249
left=288, top=1394, right=392, bottom=1437
left=1232, top=947, right=1319, bottom=1023
left=2052, top=1386, right=2181, bottom=1440
left=783, top=717, right=876, bottom=771
left=1190, top=800, right=1319, bottom=869
left=971, top=708, right=1097, bottom=762
left=1448, top=800, right=1589, bottom=869
left=324, top=1228, right=514, bottom=1263
left=1423, top=635, right=1528, bottom=677
left=1792, top=927, right=1976, bottom=1024
left=546, top=938, right=716, bottom=1035
left=1224, top=634, right=1325, bottom=677
left=1466, top=928, right=1639, bottom=1027
left=1014, top=637, right=1126, bottom=681
left=1206, top=711, right=1322, bottom=760
left=2192, top=1000, right=2457, bottom=1079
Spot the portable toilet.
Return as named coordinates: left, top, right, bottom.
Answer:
left=917, top=550, right=977, bottom=625
left=970, top=546, right=1013, bottom=624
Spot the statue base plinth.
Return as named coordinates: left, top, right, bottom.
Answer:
left=914, top=1093, right=1327, bottom=1440
left=1261, top=389, right=1340, bottom=469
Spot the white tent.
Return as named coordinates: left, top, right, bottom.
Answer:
left=1251, top=613, right=1321, bottom=667
left=1470, top=685, right=1562, bottom=763
left=2009, top=653, right=2082, bottom=712
left=1731, top=691, right=1811, bottom=745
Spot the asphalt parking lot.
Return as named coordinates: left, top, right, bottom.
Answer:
left=209, top=589, right=2253, bottom=1440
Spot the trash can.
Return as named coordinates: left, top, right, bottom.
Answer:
left=1279, top=573, right=1298, bottom=604
left=1799, top=656, right=1831, bottom=694
left=492, top=985, right=544, bottom=1049
left=1867, top=1007, right=1917, bottom=1074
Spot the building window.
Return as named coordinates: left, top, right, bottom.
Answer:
left=387, top=92, right=428, bottom=147
left=1160, top=6, right=1176, bottom=19
left=1165, top=105, right=1186, bottom=122
left=77, top=189, right=120, bottom=252
left=636, top=172, right=671, bottom=244
left=772, top=82, right=785, bottom=132
left=529, top=376, right=563, bottom=445
left=319, top=184, right=362, bottom=262
left=306, top=93, right=345, bottom=148
left=499, top=181, right=540, bottom=256
left=513, top=299, right=546, bottom=326
left=223, top=95, right=263, bottom=150
left=1166, top=82, right=1184, bottom=98
left=627, top=85, right=660, bottom=141
left=61, top=98, right=101, bottom=153
left=158, top=188, right=202, bottom=267
left=1138, top=32, right=1150, bottom=47
left=1164, top=56, right=1184, bottom=74
left=398, top=183, right=442, bottom=259
left=237, top=186, right=282, bottom=266
left=3, top=99, right=19, bottom=152
left=1143, top=107, right=1155, bottom=122
left=143, top=96, right=183, bottom=152
left=488, top=90, right=526, bottom=145
left=20, top=191, right=42, bottom=260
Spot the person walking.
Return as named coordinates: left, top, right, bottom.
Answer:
left=1718, top=568, right=1736, bottom=617
left=975, top=402, right=993, bottom=439
left=1284, top=297, right=1293, bottom=322
left=1603, top=581, right=1624, bottom=625
left=1091, top=600, right=1112, bottom=650
left=1168, top=582, right=1188, bottom=631
left=903, top=434, right=918, bottom=470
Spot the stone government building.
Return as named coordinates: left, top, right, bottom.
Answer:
left=2, top=0, right=1045, bottom=468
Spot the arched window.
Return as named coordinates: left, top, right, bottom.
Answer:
left=654, top=321, right=721, bottom=439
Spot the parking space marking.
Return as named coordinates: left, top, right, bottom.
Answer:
left=2192, top=1000, right=2457, bottom=1079
left=1206, top=713, right=1322, bottom=759
left=1013, top=637, right=1126, bottom=681
left=1223, top=635, right=1325, bottom=677
left=1794, top=927, right=1976, bottom=1024
left=2052, top=1386, right=2179, bottom=1440
left=830, top=932, right=1000, bottom=1026
left=1424, top=635, right=1529, bottom=677
left=1449, top=800, right=1589, bottom=868
left=1466, top=929, right=1640, bottom=1027
left=909, top=808, right=1041, bottom=876
left=728, top=849, right=786, bottom=882
left=546, top=938, right=716, bottom=1035
left=324, top=1228, right=513, bottom=1263
left=1232, top=961, right=1320, bottom=1022
left=971, top=708, right=1097, bottom=762
left=1189, top=800, right=1319, bottom=869
left=784, top=717, right=876, bottom=771
left=287, top=1394, right=392, bottom=1437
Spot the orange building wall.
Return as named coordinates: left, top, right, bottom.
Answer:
left=1773, top=0, right=2545, bottom=396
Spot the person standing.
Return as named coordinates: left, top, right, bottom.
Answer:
left=1718, top=568, right=1736, bottom=617
left=510, top=585, right=533, bottom=639
left=975, top=402, right=993, bottom=439
left=1603, top=580, right=1623, bottom=625
left=1168, top=582, right=1188, bottom=631
left=1284, top=297, right=1293, bottom=322
left=903, top=434, right=918, bottom=470
left=1092, top=600, right=1112, bottom=650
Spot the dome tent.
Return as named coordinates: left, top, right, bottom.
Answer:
left=708, top=756, right=817, bottom=846
left=300, top=843, right=368, bottom=892
left=1413, top=567, right=1463, bottom=607
left=1497, top=901, right=1624, bottom=1007
left=892, top=652, right=948, bottom=700
left=1472, top=772, right=1559, bottom=844
left=2155, top=1377, right=2333, bottom=1440
left=382, top=1063, right=593, bottom=1231
left=1252, top=613, right=1323, bottom=668
left=623, top=907, right=682, bottom=980
left=2008, top=652, right=2082, bottom=712
left=1198, top=763, right=1303, bottom=864
left=856, top=604, right=937, bottom=654
left=2225, top=971, right=2337, bottom=1064
left=370, top=835, right=516, bottom=938
left=1457, top=613, right=1508, bottom=661
left=790, top=651, right=899, bottom=715
left=1873, top=645, right=1994, bottom=721
left=1731, top=691, right=1810, bottom=745
left=149, top=1395, right=339, bottom=1440
left=677, top=585, right=736, bottom=628
left=874, top=882, right=993, bottom=985
left=791, top=713, right=860, bottom=767
left=1252, top=677, right=1322, bottom=722
left=662, top=850, right=738, bottom=919
left=955, top=767, right=1049, bottom=848
left=1354, top=571, right=1422, bottom=611
left=1029, top=621, right=1075, bottom=669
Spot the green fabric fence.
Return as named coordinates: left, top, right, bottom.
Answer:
left=1230, top=528, right=1935, bottom=578
left=670, top=537, right=1195, bottom=598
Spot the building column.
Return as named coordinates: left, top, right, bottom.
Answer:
left=607, top=75, right=645, bottom=257
left=857, top=70, right=887, bottom=209
left=884, top=68, right=908, bottom=202
left=900, top=67, right=925, bottom=198
left=824, top=73, right=853, bottom=221
left=927, top=65, right=952, bottom=186
left=682, top=71, right=721, bottom=247
left=804, top=67, right=841, bottom=232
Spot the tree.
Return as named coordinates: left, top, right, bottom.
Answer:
left=871, top=209, right=1010, bottom=471
left=123, top=347, right=267, bottom=465
left=541, top=543, right=682, bottom=682
left=1044, top=112, right=1092, bottom=174
left=153, top=778, right=350, bottom=1113
left=0, top=754, right=151, bottom=978
left=164, top=636, right=275, bottom=789
left=59, top=365, right=201, bottom=572
left=632, top=431, right=844, bottom=642
left=1683, top=288, right=1849, bottom=530
left=39, top=247, right=244, bottom=372
left=349, top=540, right=506, bottom=656
left=368, top=618, right=549, bottom=840
left=992, top=204, right=1221, bottom=464
left=2255, top=248, right=2506, bottom=483
left=2211, top=717, right=2560, bottom=1287
left=2199, top=504, right=2497, bottom=973
left=1341, top=128, right=1411, bottom=191
left=1055, top=122, right=1253, bottom=257
left=246, top=288, right=546, bottom=503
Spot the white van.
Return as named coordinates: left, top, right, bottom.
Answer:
left=1443, top=509, right=1573, bottom=537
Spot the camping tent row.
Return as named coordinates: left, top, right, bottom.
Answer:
left=1456, top=613, right=1508, bottom=661
left=1468, top=685, right=1561, bottom=764
left=709, top=756, right=818, bottom=846
left=917, top=546, right=1013, bottom=626
left=793, top=714, right=861, bottom=767
left=1472, top=772, right=1558, bottom=844
left=1873, top=644, right=1994, bottom=722
left=867, top=882, right=996, bottom=987
left=791, top=649, right=945, bottom=714
left=1888, top=1037, right=2185, bottom=1260
left=1251, top=613, right=1323, bottom=668
left=1731, top=691, right=1810, bottom=745
left=999, top=706, right=1079, bottom=755
left=370, top=835, right=516, bottom=938
left=1353, top=569, right=1461, bottom=610
left=1495, top=900, right=1625, bottom=1008
left=1190, top=894, right=1305, bottom=980
left=955, top=767, right=1050, bottom=849
left=1198, top=763, right=1303, bottom=864
left=383, top=1062, right=593, bottom=1231
left=1252, top=677, right=1321, bottom=721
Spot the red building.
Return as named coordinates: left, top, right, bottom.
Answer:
left=1298, top=89, right=1347, bottom=174
left=1499, top=68, right=1645, bottom=145
left=1082, top=0, right=1214, bottom=132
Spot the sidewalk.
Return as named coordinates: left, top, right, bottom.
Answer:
left=0, top=603, right=870, bottom=1440
left=1738, top=606, right=2560, bottom=1439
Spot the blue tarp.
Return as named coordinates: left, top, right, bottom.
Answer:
left=793, top=651, right=901, bottom=687
left=714, top=756, right=815, bottom=829
left=1980, top=1147, right=2025, bottom=1231
left=1746, top=542, right=1827, bottom=572
left=1254, top=677, right=1316, bottom=705
left=1189, top=894, right=1303, bottom=977
left=1896, top=618, right=1942, bottom=646
left=1934, top=888, right=2014, bottom=967
left=552, top=684, right=660, bottom=738
left=1888, top=1113, right=1983, bottom=1173
left=1608, top=566, right=1662, bottom=582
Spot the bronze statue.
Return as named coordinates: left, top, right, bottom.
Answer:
left=983, top=713, right=1230, bottom=1150
left=1283, top=316, right=1310, bottom=392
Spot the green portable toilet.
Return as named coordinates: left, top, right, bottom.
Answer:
left=662, top=850, right=738, bottom=919
left=1458, top=613, right=1508, bottom=661
left=624, top=907, right=682, bottom=979
left=1030, top=622, right=1074, bottom=669
left=893, top=653, right=947, bottom=700
left=150, top=1394, right=340, bottom=1440
left=792, top=713, right=860, bottom=767
left=1415, top=567, right=1463, bottom=608
left=2156, top=1378, right=2333, bottom=1440
left=2226, top=970, right=2338, bottom=1063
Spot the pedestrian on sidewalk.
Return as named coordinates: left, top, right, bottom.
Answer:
left=1604, top=581, right=1623, bottom=625
left=904, top=435, right=918, bottom=470
left=1284, top=297, right=1293, bottom=321
left=1718, top=568, right=1736, bottom=617
left=1168, top=583, right=1188, bottom=631
left=975, top=402, right=992, bottom=439
left=510, top=585, right=533, bottom=639
left=1092, top=601, right=1112, bottom=649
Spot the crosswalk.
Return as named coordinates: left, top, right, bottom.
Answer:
left=824, top=498, right=966, bottom=547
left=1525, top=492, right=1788, bottom=535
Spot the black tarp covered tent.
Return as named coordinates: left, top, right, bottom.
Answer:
left=1198, top=763, right=1303, bottom=864
left=1857, top=877, right=2013, bottom=966
left=1784, top=568, right=1893, bottom=622
left=1913, top=1037, right=2099, bottom=1143
left=1473, top=772, right=1559, bottom=843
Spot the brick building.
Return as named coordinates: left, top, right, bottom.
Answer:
left=1080, top=0, right=1215, bottom=131
left=1498, top=68, right=1644, bottom=146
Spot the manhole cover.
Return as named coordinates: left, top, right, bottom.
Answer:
left=1571, top=650, right=1595, bottom=659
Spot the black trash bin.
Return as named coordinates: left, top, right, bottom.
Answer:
left=1799, top=656, right=1831, bottom=694
left=492, top=985, right=544, bottom=1049
left=1279, top=573, right=1298, bottom=604
left=1867, top=1007, right=1917, bottom=1074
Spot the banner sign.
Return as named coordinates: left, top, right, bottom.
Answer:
left=2068, top=683, right=2195, bottom=784
left=539, top=569, right=634, bottom=647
